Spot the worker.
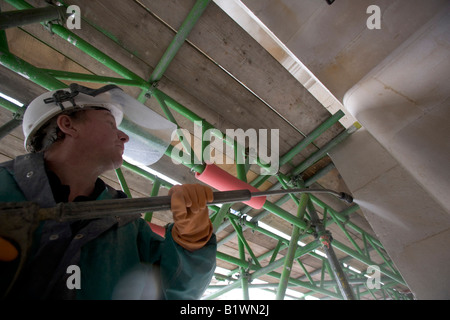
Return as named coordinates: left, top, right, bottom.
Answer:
left=0, top=84, right=217, bottom=299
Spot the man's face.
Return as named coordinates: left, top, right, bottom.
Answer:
left=77, top=109, right=129, bottom=171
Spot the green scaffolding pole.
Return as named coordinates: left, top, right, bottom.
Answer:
left=138, top=0, right=212, bottom=101
left=276, top=193, right=309, bottom=300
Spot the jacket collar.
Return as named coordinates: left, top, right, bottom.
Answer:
left=13, top=153, right=56, bottom=208
left=12, top=153, right=140, bottom=226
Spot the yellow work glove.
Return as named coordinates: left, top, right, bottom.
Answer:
left=169, top=184, right=214, bottom=251
left=0, top=237, right=18, bottom=262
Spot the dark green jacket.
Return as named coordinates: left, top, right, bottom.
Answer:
left=0, top=153, right=216, bottom=299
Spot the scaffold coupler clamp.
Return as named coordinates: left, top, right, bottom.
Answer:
left=317, top=230, right=333, bottom=249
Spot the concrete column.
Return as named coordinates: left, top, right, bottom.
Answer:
left=330, top=8, right=450, bottom=299
left=343, top=8, right=450, bottom=212
left=330, top=129, right=450, bottom=299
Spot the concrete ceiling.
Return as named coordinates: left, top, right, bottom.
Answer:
left=1, top=0, right=448, bottom=299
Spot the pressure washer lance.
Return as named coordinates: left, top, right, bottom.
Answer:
left=0, top=188, right=352, bottom=297
left=4, top=188, right=353, bottom=223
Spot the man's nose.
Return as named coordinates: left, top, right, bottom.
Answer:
left=118, top=130, right=129, bottom=143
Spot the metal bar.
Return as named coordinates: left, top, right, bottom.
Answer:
left=274, top=175, right=307, bottom=299
left=221, top=216, right=326, bottom=284
left=262, top=201, right=310, bottom=232
left=211, top=276, right=376, bottom=290
left=355, top=285, right=361, bottom=300
left=270, top=240, right=283, bottom=263
left=304, top=163, right=335, bottom=186
left=229, top=216, right=261, bottom=268
left=203, top=276, right=241, bottom=300
left=152, top=90, right=201, bottom=165
left=297, top=259, right=315, bottom=285
left=6, top=0, right=143, bottom=82
left=0, top=5, right=68, bottom=30
left=365, top=236, right=400, bottom=276
left=250, top=111, right=344, bottom=188
left=337, top=203, right=360, bottom=219
left=152, top=90, right=179, bottom=125
left=267, top=271, right=342, bottom=299
left=291, top=123, right=360, bottom=177
left=0, top=116, right=22, bottom=140
left=250, top=129, right=360, bottom=211
left=307, top=201, right=356, bottom=300
left=276, top=193, right=309, bottom=300
left=0, top=95, right=23, bottom=114
left=42, top=69, right=149, bottom=88
left=165, top=144, right=205, bottom=173
left=280, top=110, right=345, bottom=166
left=311, top=194, right=384, bottom=248
left=320, top=259, right=326, bottom=288
left=332, top=240, right=406, bottom=285
left=146, top=0, right=211, bottom=85
left=225, top=241, right=287, bottom=277
left=149, top=87, right=206, bottom=124
left=223, top=214, right=287, bottom=246
left=50, top=28, right=142, bottom=82
left=122, top=160, right=173, bottom=190
left=211, top=241, right=343, bottom=300
left=362, top=234, right=370, bottom=258
left=216, top=251, right=252, bottom=270
left=115, top=168, right=132, bottom=198
left=215, top=164, right=334, bottom=245
left=327, top=209, right=364, bottom=256
left=237, top=226, right=249, bottom=300
left=322, top=207, right=329, bottom=225
left=235, top=140, right=247, bottom=183
left=0, top=28, right=8, bottom=51
left=201, top=120, right=208, bottom=164
left=323, top=259, right=340, bottom=295
left=248, top=185, right=354, bottom=214
left=0, top=49, right=67, bottom=90
left=211, top=203, right=231, bottom=233
left=243, top=166, right=328, bottom=218
left=144, top=178, right=161, bottom=222
left=249, top=240, right=320, bottom=283
left=54, top=179, right=350, bottom=231
left=11, top=190, right=254, bottom=222
left=209, top=283, right=293, bottom=290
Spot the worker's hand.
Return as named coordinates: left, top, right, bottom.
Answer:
left=0, top=236, right=18, bottom=262
left=169, top=184, right=214, bottom=251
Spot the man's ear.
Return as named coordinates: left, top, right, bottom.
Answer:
left=56, top=114, right=79, bottom=138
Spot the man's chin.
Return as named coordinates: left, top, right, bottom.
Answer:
left=115, top=158, right=124, bottom=169
left=110, top=157, right=124, bottom=170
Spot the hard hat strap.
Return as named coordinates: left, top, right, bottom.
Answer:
left=69, top=83, right=121, bottom=97
left=43, top=90, right=79, bottom=111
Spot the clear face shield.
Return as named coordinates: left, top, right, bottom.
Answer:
left=71, top=84, right=177, bottom=166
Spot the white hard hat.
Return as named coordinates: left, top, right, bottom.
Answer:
left=23, top=84, right=177, bottom=166
left=23, top=85, right=123, bottom=152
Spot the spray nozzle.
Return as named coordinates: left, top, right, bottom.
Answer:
left=338, top=192, right=354, bottom=204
